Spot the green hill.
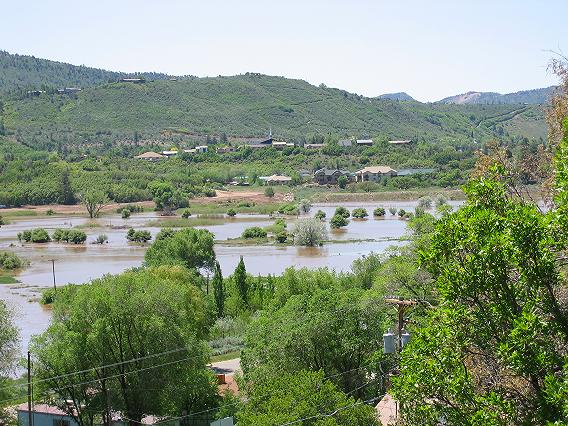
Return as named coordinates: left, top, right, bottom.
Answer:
left=0, top=50, right=177, bottom=93
left=438, top=87, right=556, bottom=105
left=1, top=73, right=546, bottom=150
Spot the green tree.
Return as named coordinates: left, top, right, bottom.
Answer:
left=392, top=166, right=568, bottom=424
left=351, top=207, right=368, bottom=218
left=373, top=207, right=385, bottom=217
left=234, top=256, right=249, bottom=308
left=0, top=300, right=19, bottom=423
left=145, top=228, right=215, bottom=272
left=212, top=261, right=225, bottom=318
left=314, top=210, right=326, bottom=221
left=81, top=189, right=108, bottom=218
left=264, top=186, right=274, bottom=198
left=237, top=370, right=379, bottom=426
left=149, top=181, right=181, bottom=215
left=330, top=214, right=349, bottom=229
left=337, top=175, right=348, bottom=189
left=334, top=206, right=350, bottom=218
left=59, top=169, right=76, bottom=205
left=31, top=266, right=218, bottom=426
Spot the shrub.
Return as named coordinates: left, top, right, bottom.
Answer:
left=121, top=209, right=131, bottom=219
left=298, top=199, right=312, bottom=214
left=94, top=234, right=108, bottom=244
left=242, top=227, right=268, bottom=239
left=68, top=230, right=87, bottom=244
left=337, top=175, right=348, bottom=189
left=278, top=204, right=299, bottom=215
left=334, top=206, right=350, bottom=218
left=116, top=204, right=144, bottom=214
left=435, top=194, right=448, bottom=207
left=415, top=206, right=426, bottom=217
left=330, top=214, right=349, bottom=229
left=126, top=228, right=152, bottom=243
left=417, top=196, right=433, bottom=209
left=52, top=228, right=69, bottom=242
left=389, top=207, right=397, bottom=215
left=373, top=207, right=386, bottom=217
left=264, top=187, right=275, bottom=198
left=155, top=228, right=176, bottom=241
left=181, top=209, right=192, bottom=218
left=292, top=218, right=328, bottom=246
left=46, top=209, right=55, bottom=216
left=237, top=202, right=253, bottom=208
left=351, top=208, right=368, bottom=219
left=275, top=231, right=288, bottom=243
left=40, top=288, right=56, bottom=305
left=0, top=251, right=23, bottom=270
left=203, top=189, right=216, bottom=197
left=227, top=208, right=237, bottom=217
left=398, top=209, right=407, bottom=218
left=314, top=210, right=326, bottom=221
left=19, top=228, right=50, bottom=243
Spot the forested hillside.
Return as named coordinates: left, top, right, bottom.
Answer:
left=438, top=86, right=556, bottom=105
left=1, top=73, right=546, bottom=150
left=0, top=50, right=175, bottom=93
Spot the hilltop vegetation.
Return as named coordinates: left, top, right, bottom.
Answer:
left=0, top=50, right=176, bottom=94
left=438, top=86, right=557, bottom=105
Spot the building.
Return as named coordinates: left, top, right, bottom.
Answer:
left=135, top=151, right=165, bottom=161
left=18, top=403, right=79, bottom=426
left=313, top=169, right=351, bottom=185
left=304, top=143, right=326, bottom=149
left=195, top=145, right=208, bottom=153
left=162, top=150, right=178, bottom=157
left=183, top=148, right=197, bottom=154
left=120, top=78, right=145, bottom=83
left=388, top=139, right=412, bottom=145
left=271, top=141, right=288, bottom=149
left=265, top=174, right=292, bottom=185
left=338, top=139, right=353, bottom=147
left=216, top=146, right=236, bottom=153
left=57, top=87, right=82, bottom=94
left=356, top=139, right=373, bottom=146
left=356, top=166, right=397, bottom=182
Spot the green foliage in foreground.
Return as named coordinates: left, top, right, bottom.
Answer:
left=0, top=300, right=19, bottom=423
left=392, top=164, right=568, bottom=424
left=236, top=370, right=379, bottom=426
left=31, top=266, right=218, bottom=424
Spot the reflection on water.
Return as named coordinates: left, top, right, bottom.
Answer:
left=0, top=200, right=462, bottom=353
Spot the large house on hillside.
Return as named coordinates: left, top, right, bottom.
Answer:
left=313, top=169, right=352, bottom=185
left=135, top=151, right=165, bottom=161
left=356, top=166, right=397, bottom=182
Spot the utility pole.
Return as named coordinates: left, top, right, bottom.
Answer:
left=48, top=259, right=56, bottom=292
left=27, top=351, right=33, bottom=426
left=385, top=298, right=417, bottom=351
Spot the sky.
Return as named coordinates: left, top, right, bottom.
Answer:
left=1, top=0, right=567, bottom=102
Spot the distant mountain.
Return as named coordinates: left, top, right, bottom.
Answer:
left=377, top=92, right=416, bottom=101
left=438, top=86, right=557, bottom=105
left=0, top=50, right=180, bottom=93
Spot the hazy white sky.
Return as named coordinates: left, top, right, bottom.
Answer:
left=2, top=0, right=566, bottom=101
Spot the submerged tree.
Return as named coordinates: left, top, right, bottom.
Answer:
left=81, top=189, right=108, bottom=218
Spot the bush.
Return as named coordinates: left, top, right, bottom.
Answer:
left=237, top=201, right=253, bottom=208
left=292, top=218, right=328, bottom=246
left=40, top=288, right=56, bottom=305
left=330, top=214, right=349, bottom=229
left=242, top=227, right=268, bottom=239
left=389, top=207, right=397, bottom=215
left=181, top=209, right=192, bottom=218
left=417, top=196, right=433, bottom=209
left=351, top=208, right=368, bottom=219
left=94, top=234, right=108, bottom=244
left=46, top=209, right=55, bottom=216
left=298, top=199, right=312, bottom=214
left=126, top=228, right=152, bottom=243
left=155, top=228, right=176, bottom=241
left=264, top=187, right=275, bottom=198
left=227, top=208, right=237, bottom=217
left=314, top=210, right=326, bottom=221
left=334, top=206, right=350, bottom=218
left=18, top=228, right=50, bottom=243
left=337, top=175, right=348, bottom=189
left=278, top=203, right=299, bottom=215
left=0, top=251, right=23, bottom=270
left=116, top=204, right=144, bottom=214
left=435, top=194, right=448, bottom=207
left=121, top=209, right=131, bottom=219
left=398, top=209, right=407, bottom=218
left=52, top=229, right=86, bottom=244
left=373, top=207, right=386, bottom=217
left=415, top=206, right=426, bottom=217
left=275, top=231, right=288, bottom=243
left=203, top=189, right=216, bottom=197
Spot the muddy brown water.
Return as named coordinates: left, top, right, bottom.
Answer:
left=0, top=201, right=462, bottom=354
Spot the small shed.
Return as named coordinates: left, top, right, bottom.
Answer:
left=135, top=151, right=165, bottom=161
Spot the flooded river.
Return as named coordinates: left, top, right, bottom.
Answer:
left=0, top=200, right=462, bottom=352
